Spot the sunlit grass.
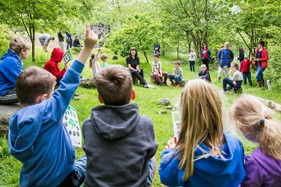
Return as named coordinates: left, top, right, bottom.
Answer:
left=1, top=48, right=281, bottom=186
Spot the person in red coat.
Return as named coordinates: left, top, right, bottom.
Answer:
left=43, top=48, right=66, bottom=86
left=253, top=40, right=268, bottom=87
left=240, top=54, right=252, bottom=86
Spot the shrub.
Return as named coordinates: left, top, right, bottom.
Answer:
left=0, top=24, right=12, bottom=55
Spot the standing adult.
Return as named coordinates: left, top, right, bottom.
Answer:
left=201, top=43, right=211, bottom=70
left=126, top=47, right=148, bottom=88
left=253, top=40, right=268, bottom=87
left=39, top=34, right=55, bottom=52
left=65, top=31, right=72, bottom=50
left=217, top=42, right=234, bottom=82
left=0, top=38, right=30, bottom=104
left=57, top=31, right=66, bottom=50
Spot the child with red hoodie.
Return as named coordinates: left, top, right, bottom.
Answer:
left=44, top=48, right=67, bottom=86
left=240, top=54, right=252, bottom=86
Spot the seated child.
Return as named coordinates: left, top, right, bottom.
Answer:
left=151, top=54, right=168, bottom=86
left=240, top=54, right=253, bottom=86
left=43, top=47, right=67, bottom=86
left=100, top=53, right=108, bottom=68
left=89, top=48, right=101, bottom=78
left=8, top=25, right=98, bottom=187
left=159, top=79, right=246, bottom=187
left=223, top=63, right=243, bottom=92
left=196, top=64, right=211, bottom=82
left=168, top=61, right=183, bottom=88
left=230, top=95, right=281, bottom=187
left=0, top=37, right=30, bottom=105
left=82, top=65, right=158, bottom=187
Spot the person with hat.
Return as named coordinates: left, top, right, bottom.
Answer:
left=240, top=54, right=253, bottom=86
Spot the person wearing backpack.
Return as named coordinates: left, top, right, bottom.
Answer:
left=201, top=43, right=211, bottom=70
left=217, top=42, right=234, bottom=82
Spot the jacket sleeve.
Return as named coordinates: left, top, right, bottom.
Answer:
left=208, top=50, right=211, bottom=60
left=241, top=155, right=264, bottom=187
left=230, top=50, right=234, bottom=62
left=5, top=58, right=22, bottom=85
left=46, top=62, right=66, bottom=79
left=159, top=149, right=184, bottom=186
left=259, top=49, right=268, bottom=62
left=46, top=60, right=84, bottom=123
left=217, top=50, right=221, bottom=62
left=126, top=56, right=131, bottom=67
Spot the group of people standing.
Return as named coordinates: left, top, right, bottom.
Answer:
left=39, top=31, right=83, bottom=52
left=188, top=40, right=268, bottom=92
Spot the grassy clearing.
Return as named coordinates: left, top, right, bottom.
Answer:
left=0, top=48, right=281, bottom=186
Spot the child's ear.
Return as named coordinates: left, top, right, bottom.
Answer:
left=131, top=88, right=136, bottom=100
left=98, top=95, right=104, bottom=103
left=36, top=94, right=48, bottom=104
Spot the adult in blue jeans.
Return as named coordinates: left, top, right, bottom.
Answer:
left=253, top=40, right=268, bottom=87
left=223, top=63, right=243, bottom=92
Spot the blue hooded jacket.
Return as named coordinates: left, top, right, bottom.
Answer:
left=159, top=133, right=246, bottom=187
left=8, top=60, right=84, bottom=187
left=217, top=48, right=234, bottom=68
left=0, top=49, right=23, bottom=96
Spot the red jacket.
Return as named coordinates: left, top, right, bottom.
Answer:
left=240, top=59, right=252, bottom=73
left=255, top=48, right=268, bottom=69
left=43, top=48, right=65, bottom=79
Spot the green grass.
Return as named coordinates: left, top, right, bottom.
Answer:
left=1, top=48, right=281, bottom=186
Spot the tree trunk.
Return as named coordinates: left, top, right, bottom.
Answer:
left=177, top=32, right=180, bottom=59
left=143, top=51, right=149, bottom=63
left=31, top=24, right=35, bottom=62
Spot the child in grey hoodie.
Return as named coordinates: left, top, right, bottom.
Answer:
left=82, top=65, right=158, bottom=187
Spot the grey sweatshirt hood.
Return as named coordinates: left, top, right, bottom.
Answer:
left=90, top=103, right=140, bottom=140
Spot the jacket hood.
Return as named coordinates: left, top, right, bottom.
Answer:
left=8, top=103, right=45, bottom=158
left=192, top=133, right=245, bottom=184
left=50, top=48, right=64, bottom=63
left=90, top=103, right=140, bottom=140
left=253, top=148, right=281, bottom=182
left=1, top=48, right=20, bottom=61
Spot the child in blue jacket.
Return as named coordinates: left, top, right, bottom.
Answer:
left=8, top=25, right=98, bottom=187
left=159, top=79, right=246, bottom=187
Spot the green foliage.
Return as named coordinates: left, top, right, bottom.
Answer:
left=0, top=24, right=12, bottom=55
left=107, top=13, right=163, bottom=60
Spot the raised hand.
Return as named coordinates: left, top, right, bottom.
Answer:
left=83, top=23, right=98, bottom=50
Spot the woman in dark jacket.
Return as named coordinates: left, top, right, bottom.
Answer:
left=126, top=47, right=148, bottom=88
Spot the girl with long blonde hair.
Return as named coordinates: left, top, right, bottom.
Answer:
left=159, top=79, right=245, bottom=187
left=230, top=95, right=281, bottom=187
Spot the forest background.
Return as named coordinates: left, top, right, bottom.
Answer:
left=0, top=0, right=281, bottom=186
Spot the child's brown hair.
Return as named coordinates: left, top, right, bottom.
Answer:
left=16, top=66, right=56, bottom=106
left=94, top=65, right=132, bottom=105
left=10, top=38, right=30, bottom=55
